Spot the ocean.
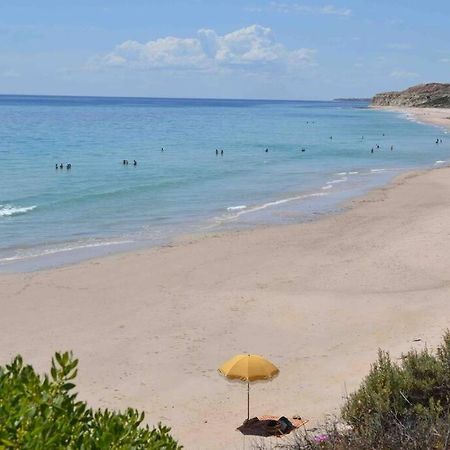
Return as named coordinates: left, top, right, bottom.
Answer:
left=0, top=95, right=449, bottom=271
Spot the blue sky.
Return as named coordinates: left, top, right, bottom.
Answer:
left=0, top=0, right=449, bottom=99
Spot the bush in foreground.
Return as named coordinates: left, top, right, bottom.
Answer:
left=254, top=331, right=450, bottom=449
left=0, top=352, right=181, bottom=449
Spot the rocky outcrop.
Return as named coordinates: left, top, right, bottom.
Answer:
left=371, top=83, right=450, bottom=108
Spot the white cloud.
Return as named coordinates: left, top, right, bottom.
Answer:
left=97, top=25, right=316, bottom=73
left=263, top=2, right=351, bottom=16
left=387, top=43, right=411, bottom=50
left=439, top=58, right=450, bottom=63
left=320, top=5, right=352, bottom=16
left=269, top=2, right=313, bottom=13
left=390, top=70, right=419, bottom=79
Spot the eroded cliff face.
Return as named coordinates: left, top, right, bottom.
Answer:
left=372, top=83, right=450, bottom=107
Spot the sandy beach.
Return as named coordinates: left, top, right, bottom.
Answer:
left=1, top=110, right=450, bottom=449
left=373, top=105, right=450, bottom=130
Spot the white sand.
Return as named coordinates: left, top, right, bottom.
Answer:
left=1, top=111, right=450, bottom=449
left=373, top=105, right=450, bottom=130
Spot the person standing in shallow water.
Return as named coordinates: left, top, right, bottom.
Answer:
left=216, top=149, right=218, bottom=155
left=133, top=160, right=137, bottom=166
left=221, top=149, right=223, bottom=156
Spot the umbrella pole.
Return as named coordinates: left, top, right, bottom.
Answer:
left=247, top=380, right=250, bottom=421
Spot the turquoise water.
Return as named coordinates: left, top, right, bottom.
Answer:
left=0, top=96, right=449, bottom=271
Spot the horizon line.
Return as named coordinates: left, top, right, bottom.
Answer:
left=0, top=93, right=372, bottom=102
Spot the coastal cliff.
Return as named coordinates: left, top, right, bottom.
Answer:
left=372, top=83, right=450, bottom=108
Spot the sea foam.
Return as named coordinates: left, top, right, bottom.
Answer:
left=0, top=204, right=36, bottom=217
left=227, top=205, right=247, bottom=211
left=0, top=239, right=134, bottom=264
left=222, top=192, right=329, bottom=221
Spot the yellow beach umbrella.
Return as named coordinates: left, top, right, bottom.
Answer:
left=218, top=354, right=279, bottom=420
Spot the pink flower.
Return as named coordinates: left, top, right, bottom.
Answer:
left=313, top=433, right=329, bottom=443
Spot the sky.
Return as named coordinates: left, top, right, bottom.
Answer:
left=0, top=0, right=449, bottom=100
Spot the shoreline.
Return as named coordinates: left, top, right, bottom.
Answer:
left=2, top=163, right=450, bottom=449
left=2, top=104, right=448, bottom=275
left=371, top=105, right=450, bottom=131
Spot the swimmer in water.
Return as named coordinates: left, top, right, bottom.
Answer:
left=55, top=163, right=58, bottom=169
left=265, top=148, right=268, bottom=153
left=371, top=148, right=374, bottom=154
left=216, top=149, right=218, bottom=155
left=60, top=163, right=63, bottom=169
left=133, top=160, right=137, bottom=166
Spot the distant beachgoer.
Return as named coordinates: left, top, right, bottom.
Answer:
left=216, top=149, right=218, bottom=155
left=265, top=148, right=268, bottom=152
left=376, top=144, right=380, bottom=149
left=133, top=160, right=137, bottom=166
left=329, top=136, right=333, bottom=140
left=67, top=163, right=71, bottom=170
left=221, top=149, right=224, bottom=156
left=440, top=139, right=443, bottom=143
left=59, top=163, right=63, bottom=169
left=161, top=147, right=164, bottom=152
left=436, top=139, right=439, bottom=144
left=301, top=148, right=306, bottom=152
left=55, top=163, right=58, bottom=169
left=361, top=136, right=364, bottom=140
left=390, top=145, right=394, bottom=151
left=371, top=148, right=374, bottom=154
left=382, top=133, right=385, bottom=136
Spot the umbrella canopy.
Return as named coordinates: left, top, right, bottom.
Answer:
left=218, top=354, right=279, bottom=381
left=218, top=354, right=279, bottom=420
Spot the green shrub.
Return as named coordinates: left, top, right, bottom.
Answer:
left=342, top=331, right=450, bottom=436
left=253, top=332, right=450, bottom=450
left=0, top=352, right=182, bottom=449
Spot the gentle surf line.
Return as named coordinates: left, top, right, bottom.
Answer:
left=0, top=204, right=37, bottom=217
left=0, top=239, right=134, bottom=264
left=221, top=192, right=329, bottom=221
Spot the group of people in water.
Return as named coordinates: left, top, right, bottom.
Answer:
left=55, top=163, right=71, bottom=170
left=55, top=135, right=446, bottom=170
left=370, top=144, right=394, bottom=154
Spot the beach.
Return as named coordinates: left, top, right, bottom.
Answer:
left=1, top=101, right=450, bottom=448
left=373, top=105, right=450, bottom=130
